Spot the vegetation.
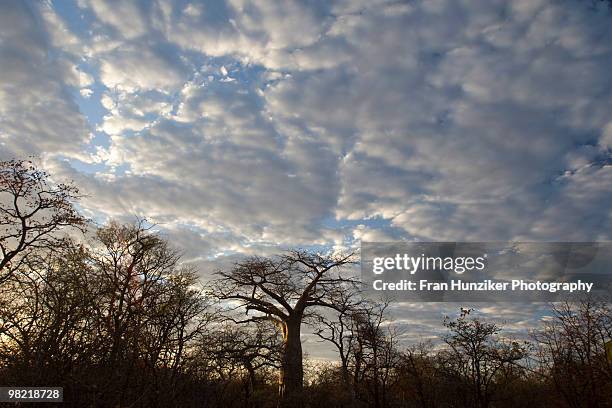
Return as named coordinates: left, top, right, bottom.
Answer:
left=0, top=159, right=610, bottom=407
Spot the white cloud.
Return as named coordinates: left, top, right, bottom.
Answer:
left=99, top=45, right=189, bottom=92
left=0, top=1, right=90, bottom=159
left=81, top=0, right=149, bottom=39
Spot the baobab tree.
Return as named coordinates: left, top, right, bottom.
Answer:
left=213, top=250, right=358, bottom=406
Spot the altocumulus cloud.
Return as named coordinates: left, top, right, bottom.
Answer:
left=1, top=0, right=611, bottom=357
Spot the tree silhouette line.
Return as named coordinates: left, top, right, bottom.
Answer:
left=0, top=159, right=610, bottom=407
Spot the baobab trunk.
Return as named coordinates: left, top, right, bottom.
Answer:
left=278, top=316, right=303, bottom=406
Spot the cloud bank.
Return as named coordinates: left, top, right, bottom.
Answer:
left=1, top=0, right=611, bottom=356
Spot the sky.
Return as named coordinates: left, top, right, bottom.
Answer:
left=1, top=0, right=611, bottom=359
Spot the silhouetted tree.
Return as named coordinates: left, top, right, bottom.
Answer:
left=351, top=301, right=400, bottom=408
left=0, top=244, right=96, bottom=382
left=0, top=159, right=85, bottom=284
left=533, top=299, right=612, bottom=408
left=213, top=250, right=357, bottom=406
left=394, top=342, right=438, bottom=408
left=313, top=292, right=362, bottom=405
left=441, top=308, right=529, bottom=408
left=203, top=321, right=282, bottom=407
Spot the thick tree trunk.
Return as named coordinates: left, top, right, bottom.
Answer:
left=279, top=317, right=303, bottom=406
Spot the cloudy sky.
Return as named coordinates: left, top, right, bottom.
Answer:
left=1, top=0, right=611, bottom=358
